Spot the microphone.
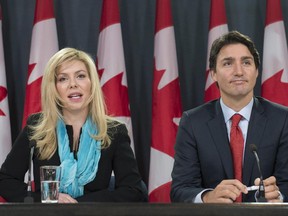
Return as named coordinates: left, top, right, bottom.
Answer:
left=24, top=140, right=36, bottom=203
left=249, top=144, right=267, bottom=202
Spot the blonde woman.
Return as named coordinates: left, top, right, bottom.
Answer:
left=0, top=48, right=147, bottom=203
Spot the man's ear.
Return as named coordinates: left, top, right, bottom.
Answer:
left=210, top=69, right=217, bottom=82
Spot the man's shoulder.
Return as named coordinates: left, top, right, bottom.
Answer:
left=255, top=96, right=288, bottom=112
left=182, top=99, right=219, bottom=122
left=184, top=99, right=218, bottom=116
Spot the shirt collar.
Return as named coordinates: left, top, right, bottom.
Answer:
left=220, top=97, right=254, bottom=123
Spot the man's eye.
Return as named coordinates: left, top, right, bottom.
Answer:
left=223, top=62, right=231, bottom=66
left=243, top=61, right=251, bottom=65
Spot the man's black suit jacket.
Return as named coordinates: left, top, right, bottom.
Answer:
left=171, top=97, right=288, bottom=202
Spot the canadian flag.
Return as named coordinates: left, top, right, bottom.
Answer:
left=97, top=0, right=134, bottom=151
left=22, top=0, right=59, bottom=127
left=204, top=0, right=228, bottom=102
left=149, top=0, right=182, bottom=202
left=0, top=5, right=12, bottom=166
left=261, top=0, right=288, bottom=106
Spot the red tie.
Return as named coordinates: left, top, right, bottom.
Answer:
left=230, top=114, right=244, bottom=202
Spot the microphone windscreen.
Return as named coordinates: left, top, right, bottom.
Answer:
left=249, top=144, right=257, bottom=152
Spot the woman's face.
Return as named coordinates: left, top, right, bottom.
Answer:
left=56, top=60, right=91, bottom=114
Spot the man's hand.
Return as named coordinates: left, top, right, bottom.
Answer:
left=202, top=179, right=248, bottom=203
left=254, top=176, right=283, bottom=203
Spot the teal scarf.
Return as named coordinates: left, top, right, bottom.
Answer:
left=57, top=116, right=101, bottom=198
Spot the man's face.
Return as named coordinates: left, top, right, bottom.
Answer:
left=211, top=43, right=258, bottom=103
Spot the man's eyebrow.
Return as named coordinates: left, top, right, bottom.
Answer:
left=241, top=56, right=254, bottom=60
left=220, top=57, right=234, bottom=61
left=220, top=56, right=253, bottom=61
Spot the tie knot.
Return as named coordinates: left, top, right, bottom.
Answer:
left=231, top=113, right=242, bottom=127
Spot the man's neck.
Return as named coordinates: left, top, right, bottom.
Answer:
left=221, top=94, right=253, bottom=112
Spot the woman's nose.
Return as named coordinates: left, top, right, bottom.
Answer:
left=69, top=79, right=78, bottom=88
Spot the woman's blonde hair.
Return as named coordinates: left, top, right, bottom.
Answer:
left=29, top=47, right=115, bottom=160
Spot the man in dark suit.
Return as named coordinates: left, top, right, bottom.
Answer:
left=171, top=31, right=288, bottom=203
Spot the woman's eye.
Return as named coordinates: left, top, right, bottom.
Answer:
left=58, top=77, right=67, bottom=82
left=77, top=74, right=86, bottom=79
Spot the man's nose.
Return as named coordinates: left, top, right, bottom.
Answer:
left=234, top=62, right=244, bottom=76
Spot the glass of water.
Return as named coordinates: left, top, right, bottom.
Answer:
left=40, top=166, right=61, bottom=203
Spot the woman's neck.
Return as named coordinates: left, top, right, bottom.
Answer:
left=62, top=110, right=88, bottom=155
left=62, top=109, right=88, bottom=126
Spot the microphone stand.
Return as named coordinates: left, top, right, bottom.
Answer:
left=257, top=178, right=266, bottom=202
left=24, top=140, right=36, bottom=203
left=250, top=144, right=267, bottom=202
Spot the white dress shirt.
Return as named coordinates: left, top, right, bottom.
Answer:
left=193, top=98, right=253, bottom=203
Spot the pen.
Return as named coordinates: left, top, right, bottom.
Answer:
left=246, top=185, right=259, bottom=191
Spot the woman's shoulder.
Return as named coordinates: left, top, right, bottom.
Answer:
left=26, top=112, right=42, bottom=126
left=107, top=119, right=128, bottom=136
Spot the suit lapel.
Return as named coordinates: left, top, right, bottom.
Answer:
left=207, top=100, right=234, bottom=179
left=243, top=98, right=266, bottom=185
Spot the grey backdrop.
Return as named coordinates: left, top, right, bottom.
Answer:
left=1, top=0, right=288, bottom=183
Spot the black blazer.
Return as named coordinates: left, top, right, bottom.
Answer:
left=171, top=97, right=288, bottom=202
left=0, top=114, right=147, bottom=202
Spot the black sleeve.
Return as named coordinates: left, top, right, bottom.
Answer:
left=76, top=123, right=148, bottom=202
left=0, top=114, right=42, bottom=202
left=0, top=125, right=30, bottom=202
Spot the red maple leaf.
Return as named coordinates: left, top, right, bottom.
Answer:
left=151, top=65, right=182, bottom=157
left=204, top=82, right=220, bottom=102
left=262, top=69, right=288, bottom=106
left=97, top=67, right=104, bottom=80
left=22, top=63, right=42, bottom=127
left=149, top=181, right=171, bottom=202
left=0, top=86, right=8, bottom=116
left=101, top=71, right=130, bottom=117
left=204, top=69, right=220, bottom=102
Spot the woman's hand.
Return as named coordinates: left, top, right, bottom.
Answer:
left=58, top=193, right=78, bottom=203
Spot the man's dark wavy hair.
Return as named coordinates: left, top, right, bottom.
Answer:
left=209, top=30, right=260, bottom=71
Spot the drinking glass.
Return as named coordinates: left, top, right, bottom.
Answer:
left=40, top=166, right=61, bottom=203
